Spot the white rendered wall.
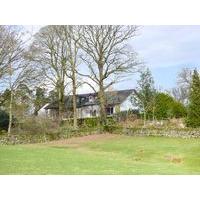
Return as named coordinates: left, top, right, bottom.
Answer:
left=38, top=103, right=49, bottom=117
left=77, top=105, right=100, bottom=118
left=120, top=95, right=137, bottom=111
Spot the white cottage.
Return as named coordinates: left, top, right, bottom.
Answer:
left=44, top=89, right=136, bottom=119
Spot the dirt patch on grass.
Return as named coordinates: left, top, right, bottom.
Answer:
left=164, top=155, right=183, bottom=164
left=46, top=133, right=119, bottom=147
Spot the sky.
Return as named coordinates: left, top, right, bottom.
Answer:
left=129, top=25, right=200, bottom=90
left=26, top=25, right=200, bottom=93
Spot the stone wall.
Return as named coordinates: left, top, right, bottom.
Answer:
left=108, top=126, right=200, bottom=138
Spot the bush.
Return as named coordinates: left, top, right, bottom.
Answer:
left=171, top=101, right=187, bottom=118
left=114, top=109, right=139, bottom=121
left=16, top=117, right=60, bottom=135
left=154, top=93, right=187, bottom=120
left=0, top=116, right=102, bottom=145
left=0, top=117, right=65, bottom=144
left=83, top=117, right=100, bottom=127
left=61, top=116, right=117, bottom=128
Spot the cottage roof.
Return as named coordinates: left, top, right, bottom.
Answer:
left=44, top=89, right=135, bottom=110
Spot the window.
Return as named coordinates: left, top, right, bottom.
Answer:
left=106, top=107, right=114, bottom=115
left=89, top=95, right=94, bottom=102
left=81, top=97, right=85, bottom=103
left=90, top=110, right=97, bottom=117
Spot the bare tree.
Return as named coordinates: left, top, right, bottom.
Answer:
left=59, top=26, right=82, bottom=129
left=171, top=87, right=188, bottom=104
left=79, top=25, right=140, bottom=126
left=29, top=26, right=69, bottom=118
left=171, top=67, right=193, bottom=104
left=4, top=61, right=37, bottom=134
left=0, top=26, right=9, bottom=79
left=0, top=26, right=26, bottom=134
left=0, top=26, right=24, bottom=80
left=177, top=67, right=193, bottom=87
left=0, top=26, right=42, bottom=134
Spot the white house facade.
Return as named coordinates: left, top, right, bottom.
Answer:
left=44, top=89, right=137, bottom=119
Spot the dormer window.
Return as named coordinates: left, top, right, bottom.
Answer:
left=89, top=95, right=94, bottom=102
left=81, top=97, right=85, bottom=102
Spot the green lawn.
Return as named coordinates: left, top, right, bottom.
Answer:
left=0, top=134, right=200, bottom=174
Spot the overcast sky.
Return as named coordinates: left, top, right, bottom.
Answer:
left=27, top=25, right=200, bottom=93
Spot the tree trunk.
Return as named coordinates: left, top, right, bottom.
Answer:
left=143, top=104, right=146, bottom=127
left=98, top=81, right=107, bottom=127
left=152, top=105, right=155, bottom=123
left=72, top=66, right=77, bottom=129
left=8, top=64, right=13, bottom=134
left=8, top=90, right=13, bottom=134
left=58, top=82, right=65, bottom=119
left=98, top=64, right=107, bottom=129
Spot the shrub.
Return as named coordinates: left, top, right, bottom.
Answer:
left=114, top=109, right=139, bottom=121
left=172, top=101, right=187, bottom=118
left=154, top=93, right=187, bottom=120
left=15, top=117, right=60, bottom=135
left=83, top=117, right=100, bottom=128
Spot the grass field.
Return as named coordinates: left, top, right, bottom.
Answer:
left=0, top=134, right=200, bottom=174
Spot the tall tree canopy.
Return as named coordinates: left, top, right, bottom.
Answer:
left=79, top=25, right=140, bottom=126
left=61, top=26, right=81, bottom=129
left=0, top=26, right=24, bottom=79
left=28, top=26, right=69, bottom=117
left=0, top=26, right=37, bottom=133
left=186, top=69, right=200, bottom=127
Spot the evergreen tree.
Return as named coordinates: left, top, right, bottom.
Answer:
left=186, top=69, right=200, bottom=127
left=131, top=68, right=156, bottom=124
